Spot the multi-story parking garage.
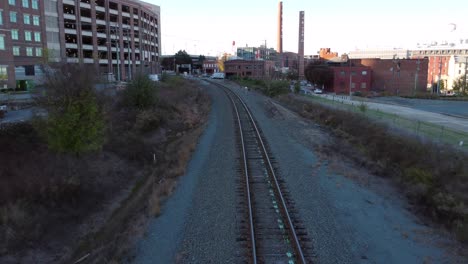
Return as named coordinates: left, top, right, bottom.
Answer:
left=0, top=0, right=161, bottom=89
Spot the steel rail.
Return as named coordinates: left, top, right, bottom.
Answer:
left=224, top=87, right=258, bottom=263
left=209, top=79, right=306, bottom=263
left=230, top=89, right=307, bottom=264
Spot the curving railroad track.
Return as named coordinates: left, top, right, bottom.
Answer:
left=207, top=79, right=312, bottom=263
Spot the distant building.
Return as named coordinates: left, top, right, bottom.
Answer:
left=330, top=65, right=372, bottom=95
left=237, top=46, right=277, bottom=61
left=282, top=52, right=299, bottom=71
left=319, top=48, right=339, bottom=60
left=224, top=59, right=276, bottom=79
left=203, top=59, right=219, bottom=74
left=411, top=45, right=468, bottom=92
left=348, top=49, right=411, bottom=60
left=349, top=43, right=468, bottom=92
left=353, top=58, right=429, bottom=95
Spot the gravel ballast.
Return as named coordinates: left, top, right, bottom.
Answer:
left=133, top=81, right=241, bottom=263
left=224, top=80, right=464, bottom=264
left=134, top=79, right=464, bottom=263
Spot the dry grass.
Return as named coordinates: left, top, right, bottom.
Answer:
left=0, top=76, right=211, bottom=262
left=278, top=94, right=468, bottom=242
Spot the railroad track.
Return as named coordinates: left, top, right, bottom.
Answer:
left=206, top=80, right=311, bottom=263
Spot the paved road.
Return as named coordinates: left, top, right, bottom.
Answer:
left=371, top=96, right=468, bottom=119
left=316, top=94, right=468, bottom=133
left=0, top=108, right=35, bottom=124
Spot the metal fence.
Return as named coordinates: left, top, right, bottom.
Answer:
left=306, top=94, right=468, bottom=151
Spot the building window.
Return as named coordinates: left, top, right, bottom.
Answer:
left=0, top=35, right=5, bottom=50
left=25, top=31, right=32, bottom=41
left=9, top=0, right=15, bottom=5
left=26, top=47, right=33, bottom=56
left=0, top=66, right=7, bottom=80
left=362, top=70, right=367, bottom=75
left=13, top=46, right=20, bottom=56
left=340, top=71, right=345, bottom=76
left=33, top=15, right=39, bottom=26
left=11, top=29, right=19, bottom=40
left=351, top=82, right=356, bottom=89
left=0, top=10, right=3, bottom=25
left=361, top=82, right=367, bottom=89
left=10, top=11, right=17, bottom=23
left=24, top=14, right=30, bottom=24
left=22, top=0, right=29, bottom=8
left=36, top=47, right=42, bottom=57
left=32, top=0, right=38, bottom=9
left=34, top=32, right=40, bottom=42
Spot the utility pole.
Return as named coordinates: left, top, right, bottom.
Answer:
left=437, top=58, right=442, bottom=95
left=125, top=28, right=131, bottom=81
left=349, top=58, right=353, bottom=97
left=464, top=56, right=468, bottom=95
left=110, top=25, right=120, bottom=82
left=413, top=59, right=420, bottom=96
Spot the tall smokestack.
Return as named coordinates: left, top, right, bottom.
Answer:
left=277, top=1, right=283, bottom=68
left=298, top=11, right=305, bottom=79
left=277, top=1, right=283, bottom=54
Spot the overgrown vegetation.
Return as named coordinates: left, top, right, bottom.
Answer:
left=35, top=64, right=105, bottom=155
left=278, top=94, right=468, bottom=242
left=235, top=77, right=290, bottom=97
left=0, top=69, right=210, bottom=262
left=123, top=74, right=158, bottom=109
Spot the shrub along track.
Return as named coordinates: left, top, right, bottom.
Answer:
left=208, top=80, right=313, bottom=263
left=275, top=93, right=468, bottom=245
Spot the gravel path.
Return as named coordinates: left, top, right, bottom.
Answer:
left=222, top=80, right=464, bottom=264
left=133, top=81, right=241, bottom=263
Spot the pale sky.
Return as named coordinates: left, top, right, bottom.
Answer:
left=147, top=0, right=468, bottom=56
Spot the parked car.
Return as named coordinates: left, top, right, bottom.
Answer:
left=211, top=72, right=225, bottom=79
left=313, top=89, right=323, bottom=94
left=148, top=74, right=159, bottom=82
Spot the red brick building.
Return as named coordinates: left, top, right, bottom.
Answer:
left=331, top=66, right=372, bottom=94
left=425, top=56, right=450, bottom=91
left=0, top=0, right=46, bottom=89
left=224, top=59, right=276, bottom=79
left=203, top=59, right=219, bottom=74
left=353, top=58, right=429, bottom=95
left=319, top=48, right=338, bottom=61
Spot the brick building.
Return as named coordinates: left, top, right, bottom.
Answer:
left=0, top=0, right=46, bottom=89
left=202, top=59, right=219, bottom=74
left=425, top=56, right=450, bottom=92
left=319, top=48, right=338, bottom=60
left=353, top=58, right=429, bottom=95
left=331, top=65, right=372, bottom=94
left=0, top=0, right=161, bottom=89
left=224, top=59, right=276, bottom=79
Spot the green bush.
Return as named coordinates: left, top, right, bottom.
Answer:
left=358, top=102, right=368, bottom=113
left=124, top=74, right=158, bottom=109
left=46, top=96, right=105, bottom=155
left=403, top=167, right=433, bottom=186
left=37, top=64, right=105, bottom=155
